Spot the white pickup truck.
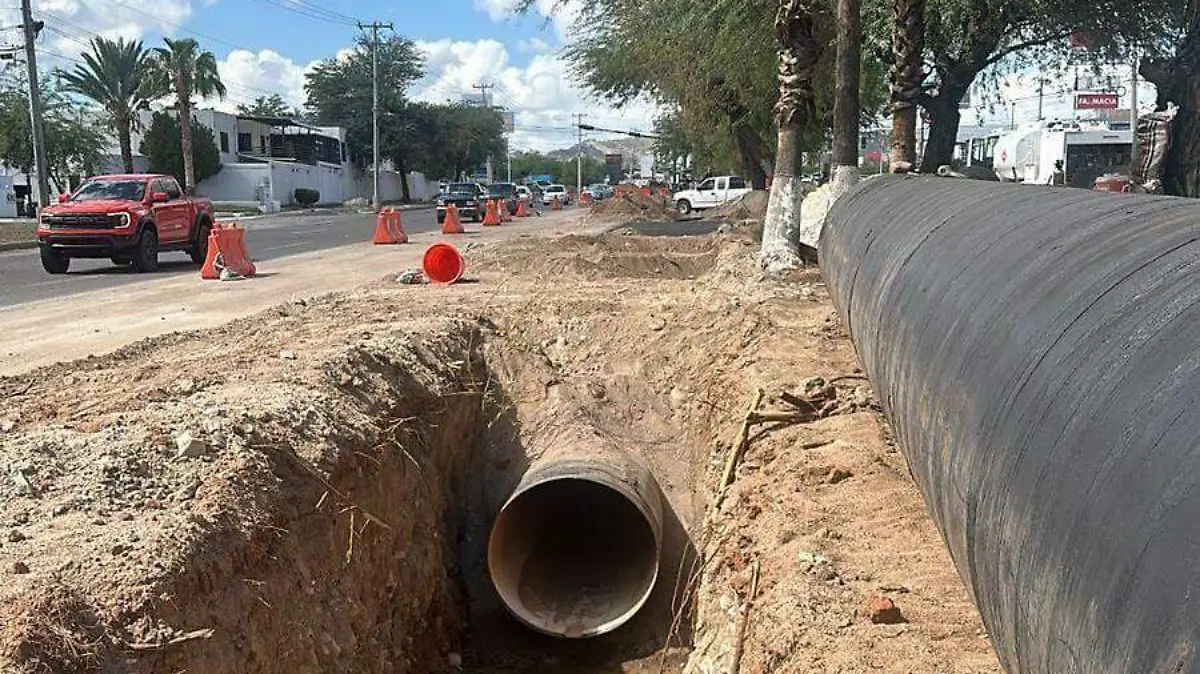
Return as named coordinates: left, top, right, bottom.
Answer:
left=672, top=176, right=751, bottom=215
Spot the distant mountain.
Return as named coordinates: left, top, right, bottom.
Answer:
left=547, top=137, right=656, bottom=163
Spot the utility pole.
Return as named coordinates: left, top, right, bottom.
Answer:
left=358, top=20, right=393, bottom=211
left=19, top=0, right=47, bottom=208
left=473, top=83, right=494, bottom=183
left=1037, top=78, right=1044, bottom=121
left=573, top=113, right=584, bottom=195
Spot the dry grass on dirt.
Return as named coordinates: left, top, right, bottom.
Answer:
left=0, top=228, right=999, bottom=673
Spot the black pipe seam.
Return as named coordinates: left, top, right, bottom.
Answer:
left=820, top=175, right=1200, bottom=673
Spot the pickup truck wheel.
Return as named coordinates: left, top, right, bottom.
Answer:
left=189, top=221, right=211, bottom=264
left=40, top=246, right=69, bottom=274
left=131, top=228, right=159, bottom=273
left=676, top=199, right=692, bottom=216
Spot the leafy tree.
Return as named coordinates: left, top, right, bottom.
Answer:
left=306, top=32, right=423, bottom=199
left=509, top=150, right=607, bottom=185
left=57, top=37, right=159, bottom=174
left=1138, top=0, right=1200, bottom=195
left=0, top=76, right=107, bottom=192
left=237, top=94, right=292, bottom=117
left=139, top=111, right=222, bottom=186
left=147, top=37, right=226, bottom=193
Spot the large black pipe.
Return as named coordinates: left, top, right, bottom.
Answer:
left=821, top=176, right=1200, bottom=673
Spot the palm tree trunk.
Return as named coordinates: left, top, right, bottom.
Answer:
left=832, top=0, right=862, bottom=195
left=889, top=0, right=925, bottom=170
left=177, top=74, right=196, bottom=193
left=760, top=0, right=819, bottom=273
left=117, top=114, right=135, bottom=174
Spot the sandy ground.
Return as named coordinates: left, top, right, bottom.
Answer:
left=0, top=216, right=1002, bottom=673
left=0, top=209, right=591, bottom=376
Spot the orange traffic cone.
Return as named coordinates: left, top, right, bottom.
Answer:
left=580, top=191, right=592, bottom=205
left=499, top=199, right=512, bottom=223
left=373, top=208, right=408, bottom=244
left=482, top=199, right=501, bottom=226
left=516, top=198, right=532, bottom=218
left=442, top=203, right=465, bottom=234
left=552, top=196, right=562, bottom=211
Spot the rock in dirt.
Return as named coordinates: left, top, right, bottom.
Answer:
left=10, top=561, right=29, bottom=575
left=279, top=349, right=298, bottom=360
left=827, top=466, right=854, bottom=484
left=863, top=594, right=906, bottom=624
left=0, top=419, right=14, bottom=433
left=7, top=529, right=27, bottom=543
left=649, top=317, right=667, bottom=331
left=447, top=652, right=463, bottom=668
left=173, top=432, right=208, bottom=461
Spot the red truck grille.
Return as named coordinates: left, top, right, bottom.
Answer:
left=41, top=214, right=123, bottom=229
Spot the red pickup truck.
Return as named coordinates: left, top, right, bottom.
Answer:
left=36, top=173, right=215, bottom=274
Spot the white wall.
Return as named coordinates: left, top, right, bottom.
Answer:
left=195, top=163, right=271, bottom=206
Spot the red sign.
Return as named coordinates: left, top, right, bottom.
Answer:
left=1076, top=93, right=1119, bottom=110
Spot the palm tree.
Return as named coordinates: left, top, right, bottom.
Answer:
left=889, top=0, right=924, bottom=170
left=831, top=0, right=861, bottom=192
left=147, top=37, right=226, bottom=193
left=58, top=37, right=158, bottom=174
left=759, top=0, right=821, bottom=272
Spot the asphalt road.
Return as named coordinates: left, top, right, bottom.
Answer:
left=0, top=208, right=438, bottom=308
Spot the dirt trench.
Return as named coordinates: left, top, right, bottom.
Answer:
left=0, top=231, right=998, bottom=674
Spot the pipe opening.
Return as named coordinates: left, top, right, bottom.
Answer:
left=488, top=478, right=660, bottom=639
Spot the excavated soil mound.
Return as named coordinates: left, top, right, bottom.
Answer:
left=706, top=190, right=770, bottom=221
left=0, top=232, right=1000, bottom=674
left=586, top=193, right=679, bottom=222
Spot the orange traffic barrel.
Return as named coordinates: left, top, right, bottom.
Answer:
left=423, top=243, right=464, bottom=284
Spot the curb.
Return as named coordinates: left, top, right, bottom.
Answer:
left=0, top=241, right=36, bottom=253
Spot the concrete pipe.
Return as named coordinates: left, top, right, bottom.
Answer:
left=820, top=175, right=1200, bottom=673
left=487, top=441, right=663, bottom=638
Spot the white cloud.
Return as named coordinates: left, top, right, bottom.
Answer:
left=517, top=37, right=552, bottom=55
left=30, top=0, right=193, bottom=55
left=473, top=0, right=582, bottom=41
left=202, top=49, right=318, bottom=113
left=412, top=38, right=658, bottom=153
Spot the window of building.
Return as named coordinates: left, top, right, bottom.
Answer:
left=219, top=131, right=229, bottom=153
left=237, top=133, right=252, bottom=153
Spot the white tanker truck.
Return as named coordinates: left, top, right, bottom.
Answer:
left=991, top=120, right=1132, bottom=189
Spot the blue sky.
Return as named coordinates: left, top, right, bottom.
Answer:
left=10, top=0, right=656, bottom=151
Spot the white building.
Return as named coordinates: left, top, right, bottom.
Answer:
left=103, top=108, right=438, bottom=208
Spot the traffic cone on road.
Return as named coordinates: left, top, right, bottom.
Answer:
left=580, top=191, right=592, bottom=205
left=373, top=208, right=408, bottom=245
left=499, top=199, right=512, bottom=223
left=516, top=198, right=532, bottom=218
left=552, top=196, right=562, bottom=211
left=442, top=203, right=465, bottom=234
left=482, top=199, right=502, bottom=226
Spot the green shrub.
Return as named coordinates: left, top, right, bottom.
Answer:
left=294, top=188, right=320, bottom=206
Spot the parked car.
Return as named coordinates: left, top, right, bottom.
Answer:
left=515, top=185, right=533, bottom=203
left=542, top=184, right=571, bottom=205
left=36, top=173, right=214, bottom=274
left=437, top=182, right=486, bottom=223
left=583, top=183, right=613, bottom=200
left=485, top=182, right=521, bottom=214
left=672, top=175, right=751, bottom=215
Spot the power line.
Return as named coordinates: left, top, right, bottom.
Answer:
left=249, top=0, right=359, bottom=26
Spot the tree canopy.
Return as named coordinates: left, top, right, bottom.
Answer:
left=237, top=94, right=298, bottom=118
left=0, top=75, right=107, bottom=190
left=139, top=111, right=222, bottom=186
